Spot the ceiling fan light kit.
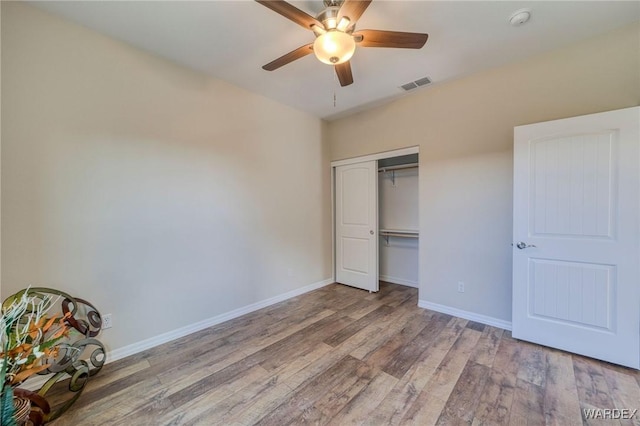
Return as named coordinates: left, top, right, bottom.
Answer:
left=314, top=30, right=356, bottom=64
left=256, top=0, right=429, bottom=87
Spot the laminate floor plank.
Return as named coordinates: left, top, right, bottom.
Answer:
left=508, top=378, right=545, bottom=426
left=349, top=308, right=429, bottom=362
left=55, top=376, right=164, bottom=426
left=176, top=344, right=335, bottom=425
left=344, top=297, right=387, bottom=320
left=373, top=285, right=416, bottom=308
left=381, top=312, right=451, bottom=379
left=544, top=349, right=583, bottom=426
left=90, top=303, right=330, bottom=407
left=471, top=368, right=516, bottom=426
left=166, top=356, right=258, bottom=410
left=326, top=370, right=399, bottom=426
left=436, top=360, right=490, bottom=425
left=41, top=358, right=152, bottom=410
left=141, top=297, right=315, bottom=363
left=288, top=356, right=376, bottom=425
left=234, top=309, right=336, bottom=356
left=256, top=313, right=355, bottom=372
left=471, top=335, right=522, bottom=426
left=155, top=338, right=258, bottom=390
left=517, top=340, right=547, bottom=387
left=158, top=364, right=271, bottom=426
left=368, top=316, right=468, bottom=425
left=253, top=355, right=365, bottom=425
left=361, top=310, right=433, bottom=371
left=469, top=325, right=504, bottom=368
left=573, top=356, right=618, bottom=417
left=600, top=365, right=640, bottom=426
left=283, top=324, right=385, bottom=391
left=46, top=282, right=640, bottom=426
left=399, top=327, right=482, bottom=425
left=323, top=305, right=394, bottom=347
left=165, top=312, right=352, bottom=409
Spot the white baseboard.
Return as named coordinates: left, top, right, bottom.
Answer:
left=418, top=299, right=512, bottom=331
left=109, top=278, right=334, bottom=362
left=379, top=275, right=418, bottom=288
left=21, top=278, right=334, bottom=391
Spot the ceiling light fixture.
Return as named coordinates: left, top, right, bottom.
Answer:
left=313, top=30, right=356, bottom=65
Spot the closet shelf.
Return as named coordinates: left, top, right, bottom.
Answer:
left=380, top=229, right=419, bottom=244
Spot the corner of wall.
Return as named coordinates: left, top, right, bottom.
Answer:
left=418, top=299, right=512, bottom=331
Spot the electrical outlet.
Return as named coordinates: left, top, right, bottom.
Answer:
left=457, top=282, right=465, bottom=293
left=102, top=313, right=113, bottom=329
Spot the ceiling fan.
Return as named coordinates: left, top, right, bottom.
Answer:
left=256, top=0, right=429, bottom=87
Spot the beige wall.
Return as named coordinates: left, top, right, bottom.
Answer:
left=0, top=0, right=3, bottom=301
left=2, top=1, right=638, bottom=355
left=1, top=3, right=332, bottom=352
left=328, top=23, right=640, bottom=322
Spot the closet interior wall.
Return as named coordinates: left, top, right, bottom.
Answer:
left=378, top=155, right=419, bottom=288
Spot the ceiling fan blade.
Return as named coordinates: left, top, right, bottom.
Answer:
left=255, top=0, right=322, bottom=30
left=354, top=29, right=428, bottom=49
left=338, top=0, right=372, bottom=23
left=262, top=43, right=314, bottom=71
left=335, top=61, right=354, bottom=87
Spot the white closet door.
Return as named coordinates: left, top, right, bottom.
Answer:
left=335, top=161, right=379, bottom=292
left=512, top=106, right=639, bottom=368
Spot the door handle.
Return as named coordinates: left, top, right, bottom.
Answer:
left=515, top=241, right=536, bottom=249
left=370, top=230, right=375, bottom=235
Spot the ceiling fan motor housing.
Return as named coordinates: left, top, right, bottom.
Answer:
left=323, top=0, right=344, bottom=7
left=317, top=6, right=341, bottom=30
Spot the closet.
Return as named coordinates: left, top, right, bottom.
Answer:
left=333, top=148, right=419, bottom=293
left=378, top=154, right=419, bottom=288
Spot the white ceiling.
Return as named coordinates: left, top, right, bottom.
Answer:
left=31, top=1, right=640, bottom=120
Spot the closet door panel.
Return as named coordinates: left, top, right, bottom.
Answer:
left=335, top=161, right=378, bottom=292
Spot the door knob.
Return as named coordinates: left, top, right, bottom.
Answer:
left=370, top=230, right=374, bottom=235
left=515, top=241, right=536, bottom=249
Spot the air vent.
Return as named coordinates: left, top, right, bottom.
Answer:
left=400, top=76, right=432, bottom=91
left=401, top=82, right=418, bottom=91
left=415, top=76, right=432, bottom=86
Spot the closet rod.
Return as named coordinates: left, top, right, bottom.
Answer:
left=377, top=163, right=419, bottom=173
left=380, top=232, right=419, bottom=238
left=380, top=229, right=419, bottom=244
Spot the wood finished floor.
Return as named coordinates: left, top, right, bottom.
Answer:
left=48, top=282, right=640, bottom=426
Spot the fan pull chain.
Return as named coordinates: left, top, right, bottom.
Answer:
left=332, top=68, right=339, bottom=108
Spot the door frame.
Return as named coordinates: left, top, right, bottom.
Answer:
left=330, top=146, right=420, bottom=286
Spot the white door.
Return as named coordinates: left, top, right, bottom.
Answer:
left=335, top=161, right=379, bottom=292
left=512, top=106, right=640, bottom=369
